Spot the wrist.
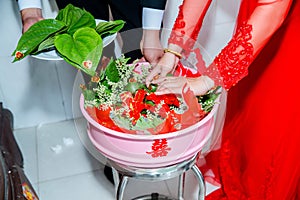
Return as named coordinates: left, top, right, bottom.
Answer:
left=21, top=8, right=43, bottom=22
left=143, top=29, right=160, bottom=40
left=164, top=49, right=182, bottom=59
left=164, top=44, right=183, bottom=59
left=142, top=29, right=162, bottom=51
left=167, top=44, right=183, bottom=55
left=187, top=76, right=215, bottom=96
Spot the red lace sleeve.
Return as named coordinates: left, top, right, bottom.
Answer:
left=205, top=0, right=293, bottom=90
left=168, top=0, right=212, bottom=54
left=204, top=23, right=254, bottom=90
left=168, top=0, right=293, bottom=90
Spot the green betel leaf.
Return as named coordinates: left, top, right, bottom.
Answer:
left=32, top=36, right=55, bottom=55
left=54, top=27, right=103, bottom=76
left=125, top=82, right=145, bottom=94
left=56, top=4, right=96, bottom=35
left=96, top=20, right=125, bottom=38
left=104, top=59, right=120, bottom=82
left=12, top=19, right=67, bottom=62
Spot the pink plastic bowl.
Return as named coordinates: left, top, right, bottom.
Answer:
left=80, top=92, right=219, bottom=168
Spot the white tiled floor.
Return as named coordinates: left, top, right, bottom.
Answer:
left=14, top=118, right=220, bottom=200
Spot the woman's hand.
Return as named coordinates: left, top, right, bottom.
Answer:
left=145, top=52, right=179, bottom=87
left=152, top=75, right=215, bottom=96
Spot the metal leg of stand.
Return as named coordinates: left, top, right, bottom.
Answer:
left=112, top=167, right=120, bottom=195
left=116, top=175, right=129, bottom=200
left=177, top=172, right=185, bottom=200
left=191, top=165, right=206, bottom=200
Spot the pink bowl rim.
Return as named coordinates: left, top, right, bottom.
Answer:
left=80, top=91, right=220, bottom=140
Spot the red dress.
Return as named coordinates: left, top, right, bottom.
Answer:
left=169, top=0, right=300, bottom=199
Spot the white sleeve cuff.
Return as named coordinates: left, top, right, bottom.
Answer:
left=142, top=7, right=164, bottom=30
left=18, top=0, right=42, bottom=11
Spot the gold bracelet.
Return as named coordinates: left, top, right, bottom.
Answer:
left=164, top=48, right=182, bottom=59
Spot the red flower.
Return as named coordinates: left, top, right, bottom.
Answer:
left=145, top=93, right=160, bottom=104
left=128, top=99, right=142, bottom=124
left=86, top=106, right=122, bottom=132
left=161, top=94, right=180, bottom=107
left=146, top=93, right=179, bottom=107
left=134, top=89, right=147, bottom=102
left=127, top=89, right=148, bottom=124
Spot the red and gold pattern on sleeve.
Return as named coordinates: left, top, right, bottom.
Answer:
left=205, top=23, right=254, bottom=90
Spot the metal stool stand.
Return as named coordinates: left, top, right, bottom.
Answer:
left=109, top=154, right=206, bottom=200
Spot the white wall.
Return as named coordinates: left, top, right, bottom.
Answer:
left=0, top=0, right=240, bottom=129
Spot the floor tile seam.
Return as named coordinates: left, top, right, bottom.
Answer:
left=33, top=126, right=40, bottom=194
left=36, top=168, right=103, bottom=184
left=54, top=62, right=68, bottom=119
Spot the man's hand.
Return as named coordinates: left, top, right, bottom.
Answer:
left=21, top=8, right=44, bottom=33
left=140, top=29, right=164, bottom=65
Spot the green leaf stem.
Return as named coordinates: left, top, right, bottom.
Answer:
left=104, top=59, right=120, bottom=82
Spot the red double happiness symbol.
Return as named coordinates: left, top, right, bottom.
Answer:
left=146, top=139, right=171, bottom=158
